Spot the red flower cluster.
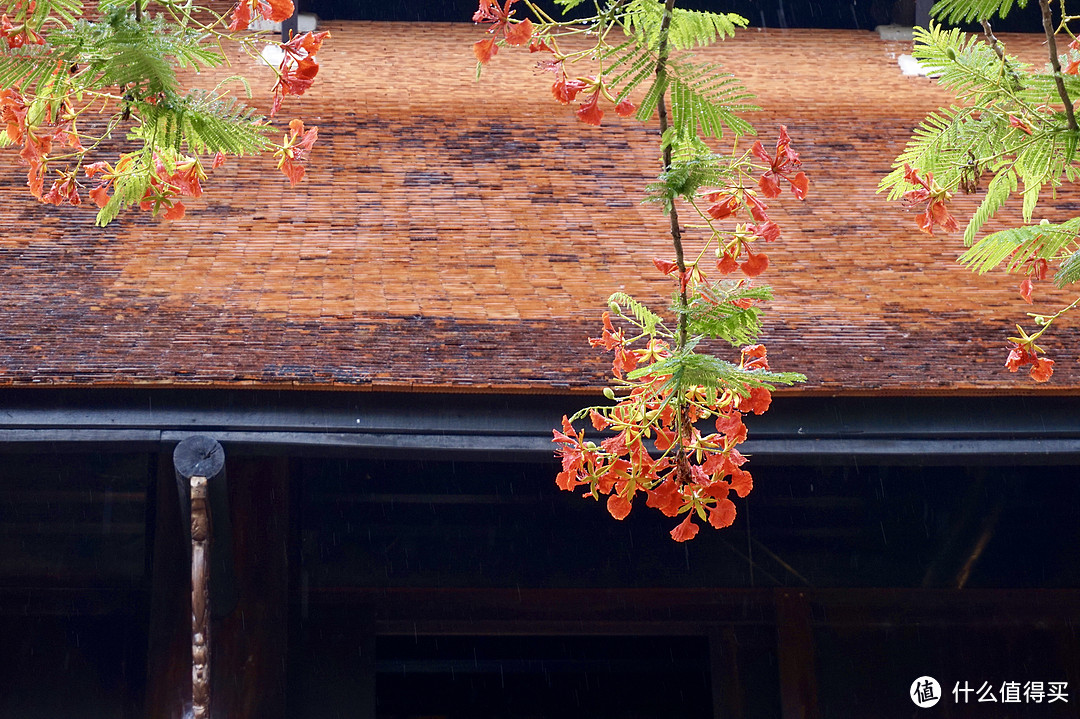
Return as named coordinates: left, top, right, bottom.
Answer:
left=702, top=129, right=808, bottom=278
left=0, top=86, right=82, bottom=200
left=1006, top=342, right=1054, bottom=382
left=555, top=329, right=776, bottom=541
left=544, top=64, right=636, bottom=127
left=227, top=0, right=294, bottom=32
left=271, top=30, right=330, bottom=116
left=903, top=163, right=958, bottom=235
left=473, top=0, right=533, bottom=64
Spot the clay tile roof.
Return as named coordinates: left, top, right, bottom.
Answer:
left=0, top=22, right=1077, bottom=393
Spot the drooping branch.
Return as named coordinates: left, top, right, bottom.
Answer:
left=1040, top=0, right=1078, bottom=131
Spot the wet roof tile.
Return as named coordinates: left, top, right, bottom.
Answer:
left=0, top=23, right=1075, bottom=393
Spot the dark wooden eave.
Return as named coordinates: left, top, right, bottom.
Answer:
left=0, top=388, right=1078, bottom=463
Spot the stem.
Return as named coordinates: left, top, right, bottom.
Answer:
left=654, top=0, right=688, bottom=352
left=135, top=0, right=142, bottom=22
left=653, top=0, right=696, bottom=470
left=980, top=19, right=1022, bottom=92
left=1040, top=0, right=1078, bottom=131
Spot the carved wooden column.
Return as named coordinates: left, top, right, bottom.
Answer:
left=190, top=474, right=211, bottom=718
left=172, top=436, right=228, bottom=719
left=147, top=441, right=287, bottom=719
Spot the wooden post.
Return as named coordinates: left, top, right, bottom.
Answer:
left=281, top=0, right=299, bottom=42
left=173, top=436, right=228, bottom=719
left=190, top=474, right=211, bottom=718
left=915, top=0, right=932, bottom=27
left=775, top=590, right=819, bottom=719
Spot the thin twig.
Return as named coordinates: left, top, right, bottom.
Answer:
left=1040, top=0, right=1078, bottom=131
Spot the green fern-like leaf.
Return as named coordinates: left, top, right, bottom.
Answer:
left=52, top=14, right=227, bottom=97
left=0, top=44, right=79, bottom=97
left=880, top=106, right=984, bottom=200
left=667, top=58, right=756, bottom=141
left=959, top=218, right=1080, bottom=274
left=94, top=151, right=154, bottom=226
left=912, top=24, right=1034, bottom=106
left=609, top=291, right=665, bottom=336
left=645, top=151, right=731, bottom=204
left=628, top=349, right=804, bottom=396
left=1054, top=248, right=1080, bottom=287
left=133, top=91, right=271, bottom=157
left=963, top=168, right=1017, bottom=246
left=930, top=0, right=1031, bottom=24
left=623, top=0, right=747, bottom=51
left=600, top=40, right=657, bottom=103
left=680, top=281, right=772, bottom=345
left=6, top=0, right=85, bottom=31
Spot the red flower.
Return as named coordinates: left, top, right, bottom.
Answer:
left=708, top=498, right=737, bottom=529
left=903, top=164, right=958, bottom=235
left=706, top=193, right=739, bottom=220
left=472, top=0, right=533, bottom=64
left=0, top=14, right=44, bottom=49
left=752, top=125, right=808, bottom=199
left=729, top=467, right=753, bottom=498
left=275, top=119, right=318, bottom=185
left=1019, top=277, right=1034, bottom=304
left=740, top=387, right=772, bottom=415
left=750, top=221, right=780, bottom=242
left=1030, top=356, right=1055, bottom=382
left=227, top=0, right=294, bottom=32
left=646, top=479, right=683, bottom=517
left=576, top=90, right=604, bottom=126
left=607, top=493, right=633, bottom=520
left=41, top=171, right=80, bottom=207
left=473, top=36, right=498, bottom=63
left=1009, top=115, right=1033, bottom=135
left=670, top=514, right=700, bottom=542
left=716, top=252, right=739, bottom=275
left=741, top=343, right=769, bottom=370
left=745, top=194, right=769, bottom=223
left=271, top=30, right=330, bottom=116
left=551, top=73, right=588, bottom=104
left=653, top=258, right=678, bottom=275
left=504, top=17, right=533, bottom=45
left=739, top=249, right=768, bottom=277
left=1005, top=342, right=1055, bottom=382
left=615, top=100, right=636, bottom=117
left=588, top=311, right=625, bottom=351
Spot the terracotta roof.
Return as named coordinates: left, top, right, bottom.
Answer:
left=0, top=23, right=1077, bottom=393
